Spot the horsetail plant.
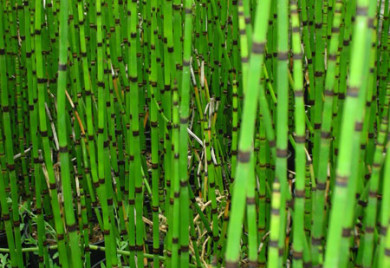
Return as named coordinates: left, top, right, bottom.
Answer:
left=0, top=0, right=389, bottom=268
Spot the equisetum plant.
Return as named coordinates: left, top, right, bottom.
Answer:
left=0, top=0, right=389, bottom=267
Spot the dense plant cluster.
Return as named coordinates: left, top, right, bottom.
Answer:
left=0, top=0, right=389, bottom=267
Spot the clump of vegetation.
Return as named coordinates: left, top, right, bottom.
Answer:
left=0, top=0, right=389, bottom=267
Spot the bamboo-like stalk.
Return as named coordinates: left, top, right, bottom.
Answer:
left=291, top=1, right=306, bottom=267
left=272, top=0, right=289, bottom=265
left=311, top=1, right=343, bottom=263
left=324, top=0, right=371, bottom=266
left=0, top=3, right=24, bottom=267
left=149, top=1, right=160, bottom=267
left=56, top=0, right=82, bottom=266
left=178, top=1, right=193, bottom=267
left=0, top=128, right=18, bottom=267
left=225, top=0, right=272, bottom=265
left=170, top=81, right=180, bottom=267
left=381, top=83, right=390, bottom=267
left=34, top=0, right=69, bottom=266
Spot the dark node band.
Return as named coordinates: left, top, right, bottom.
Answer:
left=368, top=18, right=375, bottom=28
left=295, top=135, right=306, bottom=143
left=180, top=117, right=189, bottom=124
left=57, top=234, right=64, bottom=241
left=331, top=27, right=340, bottom=33
left=49, top=183, right=57, bottom=190
left=271, top=208, right=280, bottom=215
left=293, top=53, right=302, bottom=60
left=317, top=182, right=326, bottom=190
left=323, top=89, right=334, bottom=97
left=369, top=191, right=377, bottom=198
left=292, top=26, right=300, bottom=33
left=336, top=175, right=348, bottom=187
left=238, top=150, right=251, bottom=163
left=342, top=228, right=351, bottom=237
left=37, top=78, right=47, bottom=84
left=328, top=54, right=337, bottom=61
left=67, top=223, right=78, bottom=232
left=293, top=250, right=303, bottom=259
left=311, top=237, right=322, bottom=245
left=347, top=86, right=359, bottom=97
left=241, top=56, right=248, bottom=63
left=356, top=6, right=368, bottom=16
left=247, top=197, right=256, bottom=205
left=276, top=148, right=288, bottom=158
left=252, top=42, right=265, bottom=54
left=58, top=146, right=68, bottom=153
left=278, top=51, right=289, bottom=60
left=269, top=240, right=278, bottom=247
left=58, top=63, right=67, bottom=71
left=355, top=122, right=363, bottom=131
left=321, top=131, right=331, bottom=139
left=225, top=261, right=239, bottom=268
left=295, top=189, right=305, bottom=198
